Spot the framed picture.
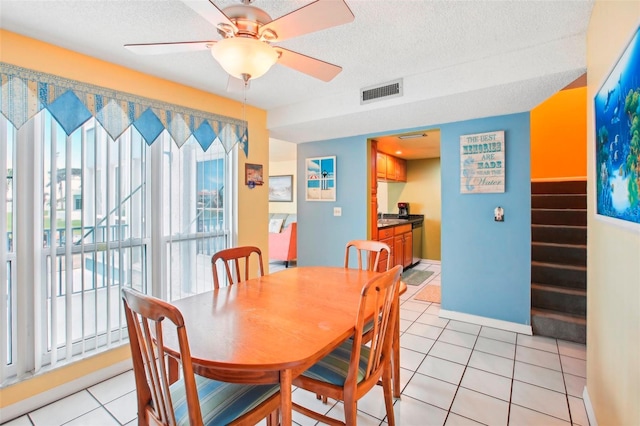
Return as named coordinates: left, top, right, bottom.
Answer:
left=305, top=156, right=336, bottom=201
left=594, top=26, right=640, bottom=229
left=459, top=130, right=505, bottom=194
left=269, top=175, right=293, bottom=202
left=245, top=163, right=263, bottom=186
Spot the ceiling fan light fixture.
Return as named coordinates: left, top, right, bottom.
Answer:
left=211, top=37, right=278, bottom=81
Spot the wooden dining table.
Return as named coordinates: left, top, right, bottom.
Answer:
left=163, top=266, right=405, bottom=425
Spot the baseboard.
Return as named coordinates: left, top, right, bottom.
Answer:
left=439, top=309, right=533, bottom=335
left=583, top=386, right=598, bottom=426
left=0, top=359, right=133, bottom=423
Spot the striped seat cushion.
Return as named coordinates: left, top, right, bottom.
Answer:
left=301, top=340, right=370, bottom=386
left=362, top=319, right=375, bottom=336
left=170, top=375, right=279, bottom=425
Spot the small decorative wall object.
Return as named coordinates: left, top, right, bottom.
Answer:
left=245, top=163, right=263, bottom=186
left=594, top=26, right=640, bottom=228
left=269, top=175, right=293, bottom=202
left=460, top=130, right=505, bottom=194
left=305, top=156, right=336, bottom=201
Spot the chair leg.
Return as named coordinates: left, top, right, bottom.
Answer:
left=343, top=398, right=358, bottom=425
left=382, top=370, right=396, bottom=426
left=393, top=300, right=401, bottom=398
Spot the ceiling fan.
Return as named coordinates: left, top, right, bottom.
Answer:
left=124, top=0, right=354, bottom=85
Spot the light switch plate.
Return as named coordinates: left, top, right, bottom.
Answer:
left=333, top=207, right=342, bottom=216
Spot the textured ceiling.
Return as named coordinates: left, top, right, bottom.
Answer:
left=0, top=0, right=594, bottom=146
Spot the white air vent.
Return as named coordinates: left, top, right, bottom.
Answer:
left=360, top=79, right=403, bottom=105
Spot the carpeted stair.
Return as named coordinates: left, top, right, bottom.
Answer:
left=531, top=180, right=587, bottom=344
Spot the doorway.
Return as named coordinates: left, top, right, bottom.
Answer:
left=371, top=129, right=442, bottom=261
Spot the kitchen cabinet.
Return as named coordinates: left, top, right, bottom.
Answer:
left=377, top=227, right=394, bottom=272
left=395, top=158, right=407, bottom=181
left=377, top=223, right=412, bottom=270
left=403, top=230, right=412, bottom=268
left=376, top=151, right=387, bottom=179
left=376, top=152, right=407, bottom=182
left=394, top=224, right=412, bottom=269
left=386, top=155, right=396, bottom=180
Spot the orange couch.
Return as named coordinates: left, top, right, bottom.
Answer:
left=268, top=215, right=297, bottom=267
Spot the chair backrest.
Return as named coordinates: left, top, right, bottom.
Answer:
left=346, top=264, right=402, bottom=389
left=122, top=287, right=203, bottom=426
left=344, top=240, right=391, bottom=272
left=211, top=246, right=265, bottom=289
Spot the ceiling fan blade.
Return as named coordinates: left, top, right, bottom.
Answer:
left=181, top=0, right=237, bottom=32
left=261, top=0, right=354, bottom=42
left=124, top=41, right=214, bottom=55
left=275, top=47, right=342, bottom=82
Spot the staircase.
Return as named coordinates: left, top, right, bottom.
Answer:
left=531, top=180, right=587, bottom=344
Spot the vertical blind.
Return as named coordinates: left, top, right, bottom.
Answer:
left=1, top=63, right=240, bottom=385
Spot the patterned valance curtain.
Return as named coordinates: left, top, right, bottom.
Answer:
left=0, top=62, right=248, bottom=156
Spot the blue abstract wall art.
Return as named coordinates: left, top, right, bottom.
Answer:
left=594, top=26, right=640, bottom=226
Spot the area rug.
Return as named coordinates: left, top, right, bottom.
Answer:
left=414, top=284, right=441, bottom=303
left=401, top=269, right=434, bottom=286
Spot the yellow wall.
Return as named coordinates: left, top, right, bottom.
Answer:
left=268, top=160, right=297, bottom=214
left=586, top=4, right=640, bottom=425
left=388, top=158, right=442, bottom=260
left=531, top=87, right=587, bottom=180
left=0, top=30, right=269, bottom=408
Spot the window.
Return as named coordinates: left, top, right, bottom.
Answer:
left=163, top=138, right=232, bottom=301
left=0, top=114, right=236, bottom=385
left=0, top=63, right=245, bottom=385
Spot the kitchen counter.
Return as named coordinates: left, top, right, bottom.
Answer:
left=377, top=214, right=424, bottom=229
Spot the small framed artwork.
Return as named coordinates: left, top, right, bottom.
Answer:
left=245, top=163, right=264, bottom=186
left=269, top=175, right=293, bottom=202
left=594, top=26, right=640, bottom=229
left=305, top=156, right=336, bottom=201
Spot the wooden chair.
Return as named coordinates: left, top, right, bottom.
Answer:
left=344, top=239, right=396, bottom=385
left=121, top=287, right=280, bottom=425
left=292, top=265, right=402, bottom=426
left=211, top=246, right=265, bottom=289
left=344, top=240, right=391, bottom=272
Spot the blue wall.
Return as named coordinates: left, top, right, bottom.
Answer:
left=296, top=112, right=531, bottom=325
left=441, top=113, right=531, bottom=324
left=297, top=137, right=369, bottom=266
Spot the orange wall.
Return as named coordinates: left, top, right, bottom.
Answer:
left=530, top=87, right=587, bottom=180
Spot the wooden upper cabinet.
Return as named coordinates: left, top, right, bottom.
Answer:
left=376, top=152, right=406, bottom=182
left=395, top=158, right=407, bottom=182
left=386, top=155, right=396, bottom=181
left=376, top=151, right=387, bottom=179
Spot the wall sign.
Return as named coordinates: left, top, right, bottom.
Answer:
left=460, top=130, right=505, bottom=194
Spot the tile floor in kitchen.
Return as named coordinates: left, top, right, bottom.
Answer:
left=3, top=260, right=588, bottom=425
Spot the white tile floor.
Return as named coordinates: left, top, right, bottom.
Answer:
left=3, top=260, right=589, bottom=426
